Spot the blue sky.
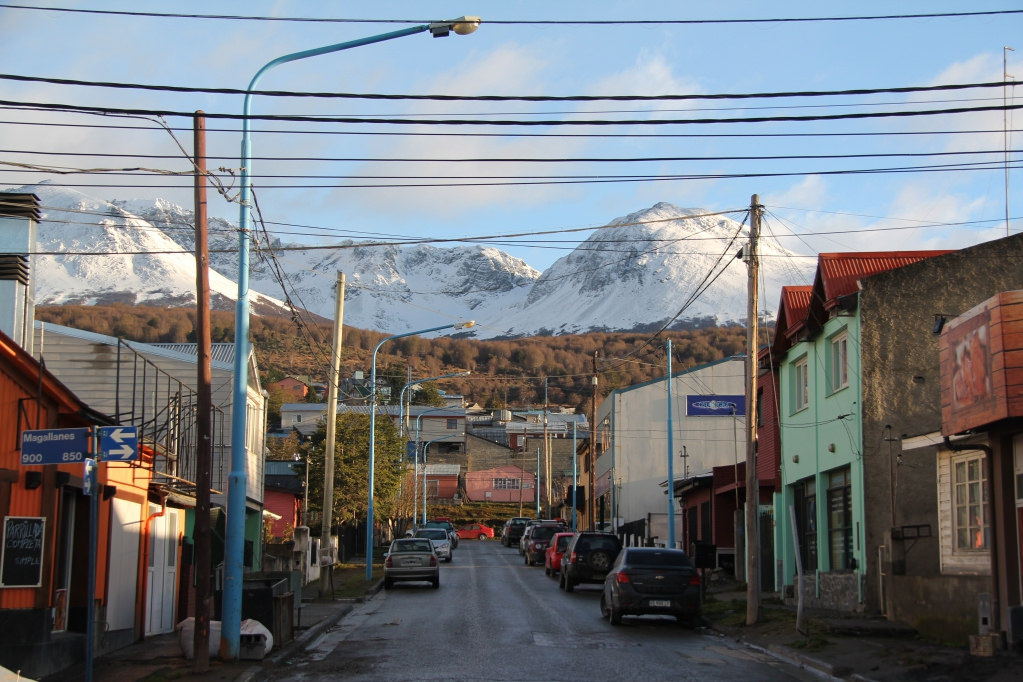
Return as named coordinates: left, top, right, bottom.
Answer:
left=1, top=1, right=1021, bottom=276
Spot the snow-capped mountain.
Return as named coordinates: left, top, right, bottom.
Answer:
left=14, top=184, right=812, bottom=338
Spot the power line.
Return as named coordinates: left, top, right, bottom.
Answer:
left=0, top=72, right=1011, bottom=102
left=1, top=5, right=1019, bottom=25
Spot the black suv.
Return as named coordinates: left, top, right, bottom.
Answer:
left=501, top=517, right=531, bottom=547
left=560, top=531, right=622, bottom=592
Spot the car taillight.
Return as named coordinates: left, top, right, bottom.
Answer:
left=615, top=571, right=631, bottom=584
left=689, top=573, right=700, bottom=586
left=430, top=556, right=437, bottom=566
left=568, top=552, right=577, bottom=564
left=384, top=556, right=392, bottom=568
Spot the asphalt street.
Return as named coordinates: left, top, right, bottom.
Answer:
left=258, top=539, right=816, bottom=681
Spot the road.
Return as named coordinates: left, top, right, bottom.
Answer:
left=261, top=539, right=813, bottom=681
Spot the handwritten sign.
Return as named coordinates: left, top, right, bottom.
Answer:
left=1, top=516, right=45, bottom=588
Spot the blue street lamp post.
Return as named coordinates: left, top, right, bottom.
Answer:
left=421, top=434, right=456, bottom=524
left=367, top=323, right=474, bottom=580
left=225, top=17, right=481, bottom=658
left=412, top=406, right=459, bottom=524
left=399, top=371, right=471, bottom=438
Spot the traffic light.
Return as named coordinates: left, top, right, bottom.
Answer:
left=563, top=486, right=585, bottom=509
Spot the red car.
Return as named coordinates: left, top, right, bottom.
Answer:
left=545, top=532, right=576, bottom=577
left=456, top=523, right=494, bottom=540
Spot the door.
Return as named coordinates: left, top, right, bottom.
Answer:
left=145, top=507, right=178, bottom=635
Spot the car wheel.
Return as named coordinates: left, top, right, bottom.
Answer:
left=565, top=576, right=575, bottom=593
left=609, top=602, right=622, bottom=625
left=383, top=578, right=393, bottom=590
left=524, top=555, right=531, bottom=566
left=600, top=593, right=610, bottom=620
left=432, top=577, right=439, bottom=589
left=544, top=564, right=551, bottom=577
left=479, top=533, right=487, bottom=541
left=589, top=550, right=612, bottom=572
left=446, top=555, right=453, bottom=563
left=559, top=572, right=566, bottom=590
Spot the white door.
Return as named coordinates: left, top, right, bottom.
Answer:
left=145, top=508, right=178, bottom=635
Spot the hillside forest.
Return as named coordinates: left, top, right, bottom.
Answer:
left=35, top=305, right=754, bottom=412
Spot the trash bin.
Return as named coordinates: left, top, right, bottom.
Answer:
left=242, top=573, right=294, bottom=648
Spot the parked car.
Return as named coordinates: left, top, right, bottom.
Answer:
left=425, top=520, right=459, bottom=548
left=519, top=519, right=561, bottom=555
left=545, top=532, right=575, bottom=577
left=523, top=523, right=567, bottom=566
left=560, top=531, right=622, bottom=592
left=500, top=517, right=531, bottom=547
left=456, top=523, right=494, bottom=540
left=383, top=538, right=440, bottom=589
left=600, top=547, right=701, bottom=626
left=414, top=528, right=452, bottom=562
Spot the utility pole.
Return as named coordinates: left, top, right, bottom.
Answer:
left=589, top=351, right=598, bottom=530
left=192, top=111, right=213, bottom=673
left=745, top=194, right=761, bottom=625
left=543, top=376, right=550, bottom=518
left=319, top=273, right=345, bottom=598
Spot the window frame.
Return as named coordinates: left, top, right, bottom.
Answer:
left=829, top=330, right=849, bottom=393
left=951, top=452, right=989, bottom=552
left=792, top=356, right=809, bottom=413
left=827, top=468, right=853, bottom=570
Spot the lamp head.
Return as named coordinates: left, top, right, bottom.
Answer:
left=454, top=320, right=476, bottom=330
left=430, top=16, right=481, bottom=38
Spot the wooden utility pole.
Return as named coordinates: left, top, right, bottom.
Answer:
left=319, top=273, right=345, bottom=598
left=745, top=194, right=761, bottom=626
left=192, top=112, right=213, bottom=672
left=589, top=351, right=598, bottom=529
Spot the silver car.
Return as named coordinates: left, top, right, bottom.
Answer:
left=414, top=528, right=452, bottom=562
left=383, top=538, right=440, bottom=589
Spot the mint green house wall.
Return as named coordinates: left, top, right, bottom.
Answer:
left=775, top=312, right=865, bottom=608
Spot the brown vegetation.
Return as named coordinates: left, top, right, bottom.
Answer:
left=35, top=305, right=749, bottom=409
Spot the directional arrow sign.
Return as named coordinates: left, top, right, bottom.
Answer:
left=99, top=426, right=138, bottom=462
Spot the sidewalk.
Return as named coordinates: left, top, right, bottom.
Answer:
left=703, top=583, right=1021, bottom=681
left=37, top=573, right=380, bottom=682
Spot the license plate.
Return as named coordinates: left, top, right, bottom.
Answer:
left=649, top=599, right=671, bottom=608
left=402, top=559, right=419, bottom=566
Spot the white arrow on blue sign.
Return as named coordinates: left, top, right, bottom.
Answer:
left=99, top=426, right=139, bottom=462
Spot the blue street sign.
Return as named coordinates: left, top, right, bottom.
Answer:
left=99, top=426, right=138, bottom=462
left=83, top=458, right=97, bottom=496
left=21, top=428, right=90, bottom=465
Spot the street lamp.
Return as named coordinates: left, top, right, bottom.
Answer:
left=366, top=322, right=474, bottom=579
left=412, top=406, right=460, bottom=523
left=421, top=434, right=457, bottom=524
left=225, top=17, right=481, bottom=658
left=399, top=371, right=471, bottom=438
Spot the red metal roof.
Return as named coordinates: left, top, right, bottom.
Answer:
left=770, top=285, right=812, bottom=356
left=807, top=251, right=951, bottom=330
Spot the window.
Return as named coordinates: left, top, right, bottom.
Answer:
left=827, top=468, right=853, bottom=570
left=830, top=331, right=849, bottom=392
left=793, top=357, right=809, bottom=412
left=493, top=478, right=520, bottom=490
left=953, top=454, right=989, bottom=551
left=295, top=414, right=302, bottom=423
left=446, top=418, right=457, bottom=430
left=794, top=478, right=818, bottom=571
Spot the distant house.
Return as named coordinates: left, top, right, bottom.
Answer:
left=424, top=463, right=461, bottom=502
left=264, top=460, right=306, bottom=538
left=269, top=376, right=309, bottom=402
left=465, top=464, right=536, bottom=503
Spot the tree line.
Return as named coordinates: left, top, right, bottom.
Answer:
left=35, top=304, right=749, bottom=410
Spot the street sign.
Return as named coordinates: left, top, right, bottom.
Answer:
left=83, top=459, right=97, bottom=496
left=99, top=426, right=138, bottom=462
left=21, top=428, right=90, bottom=465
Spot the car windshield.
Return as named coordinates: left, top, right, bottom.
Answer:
left=624, top=549, right=692, bottom=568
left=415, top=529, right=448, bottom=540
left=392, top=539, right=432, bottom=553
left=531, top=526, right=560, bottom=541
